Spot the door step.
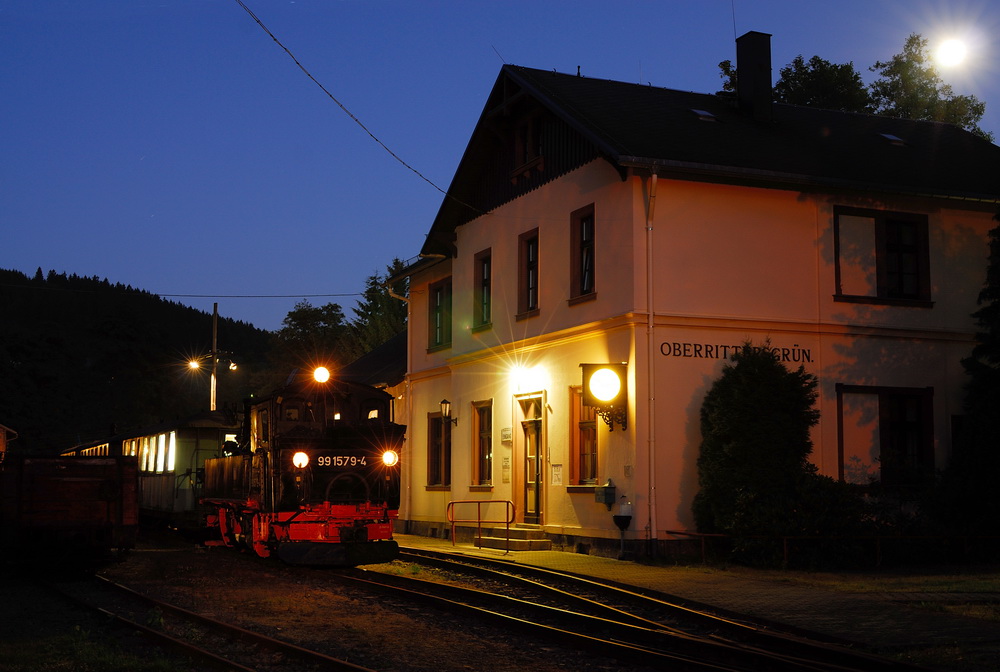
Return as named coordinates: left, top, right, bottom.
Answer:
left=474, top=524, right=552, bottom=551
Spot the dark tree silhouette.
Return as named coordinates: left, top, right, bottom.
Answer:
left=773, top=55, right=872, bottom=113
left=869, top=33, right=990, bottom=141
left=938, top=211, right=1000, bottom=536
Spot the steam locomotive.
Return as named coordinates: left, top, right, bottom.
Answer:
left=200, top=367, right=405, bottom=566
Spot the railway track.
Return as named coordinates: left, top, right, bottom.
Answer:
left=321, top=546, right=934, bottom=672
left=48, top=575, right=376, bottom=672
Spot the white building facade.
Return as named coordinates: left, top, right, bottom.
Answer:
left=393, top=34, right=1000, bottom=554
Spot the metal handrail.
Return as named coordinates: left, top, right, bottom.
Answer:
left=446, top=500, right=516, bottom=553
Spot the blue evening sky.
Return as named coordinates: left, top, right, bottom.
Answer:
left=3, top=1, right=997, bottom=331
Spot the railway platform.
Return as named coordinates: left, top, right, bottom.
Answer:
left=395, top=533, right=1000, bottom=669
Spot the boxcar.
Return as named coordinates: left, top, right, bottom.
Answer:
left=0, top=456, right=138, bottom=567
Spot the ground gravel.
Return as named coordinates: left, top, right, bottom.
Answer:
left=90, top=531, right=641, bottom=672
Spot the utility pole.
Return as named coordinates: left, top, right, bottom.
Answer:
left=211, top=302, right=218, bottom=411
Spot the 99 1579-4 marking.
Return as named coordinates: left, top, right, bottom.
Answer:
left=316, top=455, right=367, bottom=468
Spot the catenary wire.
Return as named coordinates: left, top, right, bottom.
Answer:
left=233, top=0, right=484, bottom=216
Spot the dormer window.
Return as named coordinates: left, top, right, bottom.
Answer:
left=690, top=108, right=718, bottom=122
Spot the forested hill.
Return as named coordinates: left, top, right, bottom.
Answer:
left=0, top=268, right=274, bottom=454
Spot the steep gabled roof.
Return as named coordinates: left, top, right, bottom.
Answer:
left=421, top=63, right=1000, bottom=257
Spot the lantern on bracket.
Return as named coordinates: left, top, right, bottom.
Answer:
left=580, top=362, right=628, bottom=430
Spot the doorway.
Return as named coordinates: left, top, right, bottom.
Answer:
left=518, top=395, right=543, bottom=525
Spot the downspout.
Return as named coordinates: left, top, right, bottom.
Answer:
left=645, top=173, right=659, bottom=549
left=386, top=281, right=414, bottom=530
left=385, top=252, right=447, bottom=533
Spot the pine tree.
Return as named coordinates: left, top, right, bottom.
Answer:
left=348, top=258, right=408, bottom=358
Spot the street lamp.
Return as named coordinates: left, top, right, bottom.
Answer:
left=188, top=303, right=237, bottom=411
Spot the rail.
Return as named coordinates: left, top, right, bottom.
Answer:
left=446, top=500, right=516, bottom=553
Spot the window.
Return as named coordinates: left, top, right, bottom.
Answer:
left=570, top=205, right=596, bottom=302
left=473, top=249, right=492, bottom=329
left=473, top=400, right=493, bottom=486
left=258, top=409, right=269, bottom=446
left=837, top=385, right=934, bottom=491
left=167, top=431, right=176, bottom=472
left=427, top=412, right=451, bottom=487
left=834, top=207, right=931, bottom=305
left=570, top=387, right=598, bottom=485
left=510, top=115, right=544, bottom=183
left=155, top=433, right=166, bottom=473
left=428, top=277, right=452, bottom=349
left=518, top=229, right=539, bottom=318
left=139, top=436, right=151, bottom=472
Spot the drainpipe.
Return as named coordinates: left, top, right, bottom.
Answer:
left=386, top=281, right=414, bottom=529
left=645, top=173, right=658, bottom=549
left=385, top=252, right=448, bottom=533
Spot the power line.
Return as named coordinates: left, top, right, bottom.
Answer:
left=233, top=0, right=483, bottom=217
left=159, top=293, right=361, bottom=299
left=1, top=283, right=361, bottom=299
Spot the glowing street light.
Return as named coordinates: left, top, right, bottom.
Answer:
left=189, top=303, right=237, bottom=411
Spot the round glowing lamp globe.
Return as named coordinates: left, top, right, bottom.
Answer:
left=292, top=451, right=310, bottom=469
left=313, top=366, right=331, bottom=383
left=588, top=367, right=622, bottom=403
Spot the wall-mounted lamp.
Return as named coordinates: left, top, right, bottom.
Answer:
left=580, top=363, right=628, bottom=430
left=440, top=399, right=458, bottom=426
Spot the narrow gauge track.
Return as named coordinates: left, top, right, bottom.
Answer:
left=337, top=547, right=932, bottom=672
left=49, top=575, right=376, bottom=672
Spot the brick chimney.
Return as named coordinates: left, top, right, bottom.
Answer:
left=736, top=31, right=773, bottom=123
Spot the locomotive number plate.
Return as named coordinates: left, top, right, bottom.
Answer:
left=316, top=455, right=367, bottom=468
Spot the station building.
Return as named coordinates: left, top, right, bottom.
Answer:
left=391, top=32, right=1000, bottom=552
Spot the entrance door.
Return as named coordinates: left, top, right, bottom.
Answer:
left=519, top=396, right=543, bottom=524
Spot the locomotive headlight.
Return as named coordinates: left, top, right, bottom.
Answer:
left=313, top=367, right=331, bottom=383
left=292, top=451, right=310, bottom=469
left=382, top=450, right=399, bottom=467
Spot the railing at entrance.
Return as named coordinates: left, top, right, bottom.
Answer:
left=446, top=500, right=516, bottom=553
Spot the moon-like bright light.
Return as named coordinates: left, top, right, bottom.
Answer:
left=936, top=38, right=968, bottom=67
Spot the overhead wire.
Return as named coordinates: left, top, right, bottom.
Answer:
left=1, top=283, right=361, bottom=299
left=233, top=0, right=484, bottom=216
left=159, top=292, right=361, bottom=299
